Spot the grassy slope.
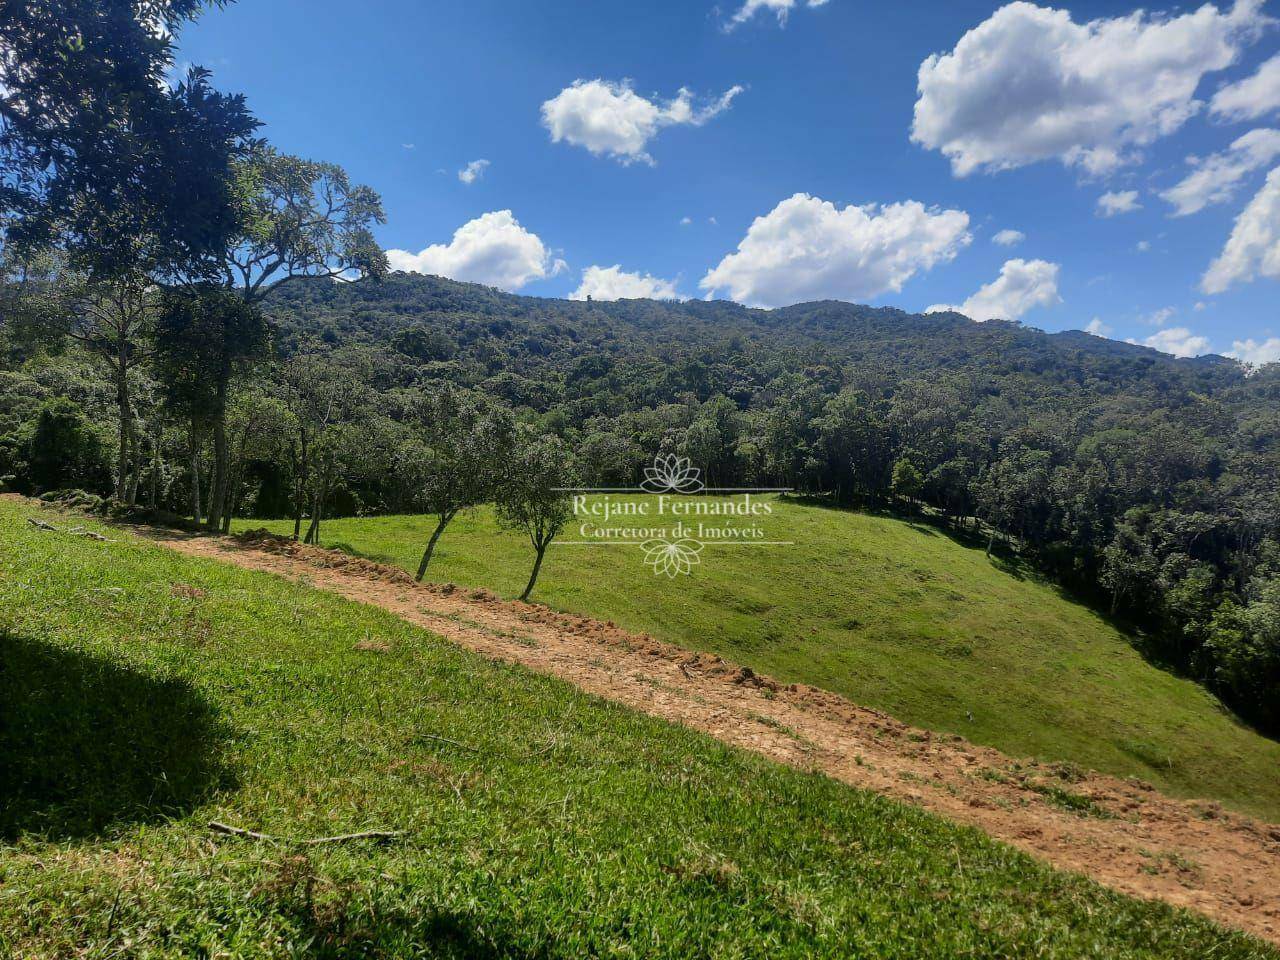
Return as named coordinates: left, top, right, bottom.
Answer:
left=236, top=496, right=1280, bottom=822
left=1, top=500, right=1275, bottom=959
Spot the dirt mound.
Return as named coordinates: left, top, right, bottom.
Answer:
left=144, top=527, right=1280, bottom=945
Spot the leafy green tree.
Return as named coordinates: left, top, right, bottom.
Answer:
left=0, top=1, right=258, bottom=277
left=152, top=287, right=269, bottom=527
left=497, top=435, right=576, bottom=602
left=220, top=147, right=388, bottom=302
left=890, top=458, right=924, bottom=510
left=404, top=390, right=515, bottom=581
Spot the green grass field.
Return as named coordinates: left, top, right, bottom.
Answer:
left=2, top=499, right=1277, bottom=958
left=233, top=496, right=1280, bottom=822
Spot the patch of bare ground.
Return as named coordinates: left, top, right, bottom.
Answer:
left=136, top=524, right=1280, bottom=944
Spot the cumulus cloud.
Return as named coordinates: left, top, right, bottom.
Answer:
left=386, top=211, right=559, bottom=292
left=927, top=258, right=1060, bottom=322
left=912, top=0, right=1268, bottom=177
left=1202, top=166, right=1280, bottom=293
left=571, top=265, right=681, bottom=302
left=993, top=228, right=1025, bottom=246
left=700, top=193, right=971, bottom=308
left=541, top=79, right=743, bottom=164
left=458, top=159, right=490, bottom=185
left=1160, top=128, right=1280, bottom=216
left=1097, top=190, right=1142, bottom=217
left=1084, top=317, right=1112, bottom=336
left=1228, top=336, right=1280, bottom=364
left=1211, top=52, right=1280, bottom=121
left=729, top=0, right=829, bottom=27
left=1143, top=327, right=1213, bottom=357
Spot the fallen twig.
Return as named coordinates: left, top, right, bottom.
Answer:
left=68, top=527, right=115, bottom=542
left=25, top=517, right=116, bottom=541
left=208, top=821, right=405, bottom=845
left=420, top=733, right=482, bottom=753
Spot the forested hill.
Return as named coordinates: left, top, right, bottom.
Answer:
left=265, top=272, right=1260, bottom=410
left=259, top=272, right=1280, bottom=736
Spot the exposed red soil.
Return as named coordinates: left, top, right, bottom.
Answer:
left=122, top=523, right=1280, bottom=944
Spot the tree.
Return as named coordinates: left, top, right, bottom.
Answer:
left=404, top=389, right=514, bottom=581
left=66, top=272, right=156, bottom=503
left=496, top=435, right=576, bottom=602
left=890, top=457, right=923, bottom=511
left=152, top=286, right=269, bottom=527
left=177, top=148, right=387, bottom=527
left=0, top=2, right=258, bottom=278
left=219, top=147, right=388, bottom=303
left=277, top=349, right=371, bottom=541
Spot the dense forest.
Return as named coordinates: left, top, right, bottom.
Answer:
left=3, top=268, right=1280, bottom=733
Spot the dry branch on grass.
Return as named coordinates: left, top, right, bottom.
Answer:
left=26, top=517, right=116, bottom=542
left=208, top=821, right=405, bottom=845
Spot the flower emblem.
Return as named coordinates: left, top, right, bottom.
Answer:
left=642, top=538, right=705, bottom=578
left=641, top=454, right=704, bottom=494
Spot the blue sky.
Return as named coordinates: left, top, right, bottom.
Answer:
left=176, top=0, right=1280, bottom=361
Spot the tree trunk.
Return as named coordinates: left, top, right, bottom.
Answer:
left=293, top=428, right=308, bottom=541
left=520, top=544, right=547, bottom=602
left=149, top=429, right=160, bottom=509
left=304, top=461, right=331, bottom=545
left=125, top=427, right=142, bottom=505
left=206, top=380, right=229, bottom=531
left=415, top=513, right=452, bottom=581
left=189, top=425, right=203, bottom=525
left=221, top=463, right=242, bottom=534
left=113, top=358, right=132, bottom=502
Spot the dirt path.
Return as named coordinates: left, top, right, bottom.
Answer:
left=146, top=526, right=1280, bottom=944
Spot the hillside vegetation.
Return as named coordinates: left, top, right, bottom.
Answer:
left=2, top=498, right=1277, bottom=958
left=237, top=495, right=1280, bottom=822
left=9, top=271, right=1280, bottom=735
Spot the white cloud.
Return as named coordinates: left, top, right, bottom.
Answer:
left=386, top=211, right=559, bottom=292
left=912, top=1, right=1268, bottom=177
left=1160, top=128, right=1280, bottom=216
left=1136, top=240, right=1152, bottom=252
left=992, top=228, right=1025, bottom=246
left=1097, top=190, right=1142, bottom=217
left=1210, top=52, right=1280, bottom=121
left=680, top=216, right=693, bottom=226
left=729, top=0, right=829, bottom=27
left=458, top=159, right=490, bottom=185
left=1142, top=306, right=1178, bottom=326
left=1144, top=326, right=1212, bottom=357
left=927, top=258, right=1060, bottom=322
left=541, top=79, right=743, bottom=164
left=1202, top=165, right=1280, bottom=293
left=700, top=193, right=970, bottom=308
left=1085, top=317, right=1112, bottom=336
left=1227, top=336, right=1280, bottom=364
left=571, top=265, right=681, bottom=302
left=402, top=143, right=416, bottom=151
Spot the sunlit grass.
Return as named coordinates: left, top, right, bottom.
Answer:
left=236, top=495, right=1280, bottom=822
left=1, top=498, right=1275, bottom=958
